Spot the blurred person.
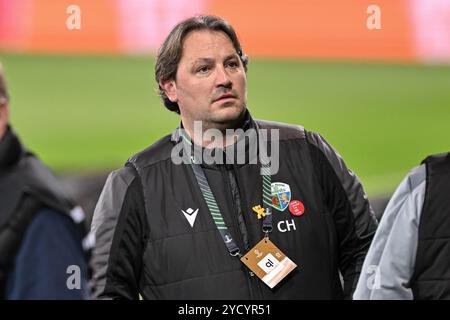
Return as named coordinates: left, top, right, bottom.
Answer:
left=0, top=62, right=90, bottom=299
left=354, top=152, right=450, bottom=300
left=91, top=15, right=377, bottom=299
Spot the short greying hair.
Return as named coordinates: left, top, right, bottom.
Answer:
left=155, top=15, right=248, bottom=113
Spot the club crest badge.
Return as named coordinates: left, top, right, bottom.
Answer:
left=270, top=182, right=291, bottom=212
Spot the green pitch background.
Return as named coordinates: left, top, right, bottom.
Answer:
left=1, top=53, right=449, bottom=196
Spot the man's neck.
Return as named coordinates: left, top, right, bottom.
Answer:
left=182, top=113, right=247, bottom=149
left=0, top=123, right=9, bottom=144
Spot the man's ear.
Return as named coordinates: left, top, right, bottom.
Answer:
left=160, top=80, right=178, bottom=103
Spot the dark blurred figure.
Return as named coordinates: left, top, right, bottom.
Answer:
left=0, top=62, right=90, bottom=299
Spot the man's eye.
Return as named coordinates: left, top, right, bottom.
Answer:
left=227, top=61, right=239, bottom=68
left=197, top=66, right=210, bottom=74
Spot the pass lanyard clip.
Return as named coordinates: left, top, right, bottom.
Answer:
left=262, top=207, right=273, bottom=240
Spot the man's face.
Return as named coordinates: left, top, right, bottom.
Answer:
left=163, top=30, right=247, bottom=130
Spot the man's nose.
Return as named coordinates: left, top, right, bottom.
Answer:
left=215, top=66, right=232, bottom=89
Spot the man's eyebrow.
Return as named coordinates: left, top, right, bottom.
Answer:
left=224, top=54, right=239, bottom=61
left=192, top=54, right=239, bottom=65
left=192, top=58, right=214, bottom=65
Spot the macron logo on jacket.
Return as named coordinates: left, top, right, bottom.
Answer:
left=181, top=208, right=199, bottom=227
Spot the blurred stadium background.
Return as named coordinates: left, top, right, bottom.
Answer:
left=1, top=0, right=449, bottom=220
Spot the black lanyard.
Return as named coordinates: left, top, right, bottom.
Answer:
left=182, top=129, right=273, bottom=257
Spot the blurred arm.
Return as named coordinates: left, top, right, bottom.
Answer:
left=353, top=165, right=425, bottom=300
left=6, top=208, right=89, bottom=299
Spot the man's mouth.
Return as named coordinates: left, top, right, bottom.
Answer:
left=213, top=93, right=237, bottom=102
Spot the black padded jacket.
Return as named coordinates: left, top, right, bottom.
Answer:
left=90, top=113, right=378, bottom=300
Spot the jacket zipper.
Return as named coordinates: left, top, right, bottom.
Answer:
left=221, top=165, right=263, bottom=299
left=231, top=164, right=266, bottom=300
left=220, top=165, right=245, bottom=249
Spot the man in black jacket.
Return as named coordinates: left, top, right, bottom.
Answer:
left=91, top=15, right=378, bottom=300
left=0, top=62, right=90, bottom=299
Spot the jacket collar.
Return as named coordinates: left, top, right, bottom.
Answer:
left=170, top=110, right=260, bottom=169
left=170, top=109, right=254, bottom=143
left=0, top=126, right=24, bottom=170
